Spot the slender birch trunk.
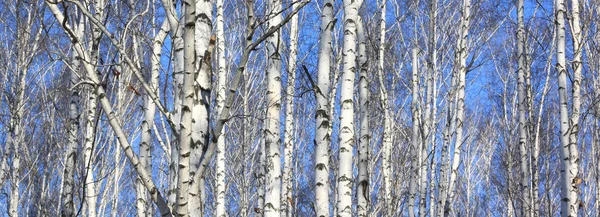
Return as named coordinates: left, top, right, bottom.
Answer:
left=409, top=48, right=420, bottom=217
left=445, top=0, right=470, bottom=215
left=83, top=2, right=107, bottom=214
left=568, top=0, right=582, bottom=214
left=356, top=15, right=370, bottom=217
left=337, top=0, right=363, bottom=216
left=62, top=15, right=85, bottom=216
left=379, top=1, right=391, bottom=213
left=215, top=0, right=227, bottom=216
left=258, top=139, right=266, bottom=215
left=137, top=19, right=169, bottom=217
left=175, top=0, right=197, bottom=215
left=556, top=0, right=577, bottom=214
left=516, top=0, right=531, bottom=215
left=83, top=84, right=98, bottom=217
left=282, top=2, right=299, bottom=216
left=421, top=0, right=437, bottom=215
left=437, top=60, right=456, bottom=217
left=315, top=1, right=334, bottom=216
left=160, top=0, right=184, bottom=209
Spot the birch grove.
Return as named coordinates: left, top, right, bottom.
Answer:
left=2, top=0, right=600, bottom=216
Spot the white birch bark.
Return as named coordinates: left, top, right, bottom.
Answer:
left=421, top=0, right=437, bottom=214
left=437, top=62, right=455, bottom=217
left=567, top=0, right=582, bottom=215
left=136, top=19, right=169, bottom=217
left=315, top=1, right=334, bottom=216
left=160, top=0, right=184, bottom=209
left=445, top=0, right=470, bottom=215
left=516, top=0, right=531, bottom=215
left=356, top=15, right=369, bottom=217
left=62, top=15, right=85, bottom=217
left=337, top=0, right=363, bottom=216
left=282, top=2, right=299, bottom=216
left=83, top=1, right=106, bottom=214
left=258, top=139, right=266, bottom=215
left=189, top=1, right=213, bottom=215
left=175, top=0, right=197, bottom=215
left=83, top=85, right=98, bottom=217
left=264, top=0, right=283, bottom=215
left=556, top=0, right=573, bottom=215
left=215, top=0, right=227, bottom=215
left=409, top=48, right=420, bottom=217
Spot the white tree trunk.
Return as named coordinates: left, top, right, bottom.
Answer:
left=568, top=0, right=582, bottom=215
left=516, top=0, right=531, bottom=215
left=137, top=19, right=169, bottom=217
left=189, top=1, right=213, bottom=216
left=315, top=1, right=334, bottom=216
left=175, top=0, right=196, bottom=215
left=282, top=2, right=299, bottom=216
left=445, top=0, right=470, bottom=215
left=356, top=14, right=370, bottom=217
left=83, top=2, right=106, bottom=213
left=215, top=0, right=227, bottom=216
left=62, top=15, right=84, bottom=216
left=337, top=0, right=363, bottom=216
left=160, top=0, right=184, bottom=209
left=83, top=88, right=98, bottom=217
left=557, top=0, right=572, bottom=214
left=264, top=1, right=283, bottom=216
left=409, top=48, right=420, bottom=217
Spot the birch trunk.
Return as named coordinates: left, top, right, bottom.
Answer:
left=445, top=0, right=470, bottom=215
left=556, top=0, right=573, bottom=214
left=516, top=0, right=531, bottom=215
left=356, top=15, right=370, bottom=217
left=215, top=0, right=227, bottom=215
left=62, top=16, right=85, bottom=216
left=189, top=1, right=213, bottom=215
left=83, top=1, right=107, bottom=213
left=421, top=0, right=437, bottom=214
left=137, top=19, right=169, bottom=217
left=567, top=0, right=582, bottom=215
left=264, top=0, right=283, bottom=216
left=409, top=48, right=420, bottom=217
left=282, top=2, right=299, bottom=216
left=160, top=0, right=185, bottom=209
left=337, top=0, right=363, bottom=216
left=437, top=61, right=455, bottom=217
left=315, top=1, right=334, bottom=216
left=175, top=0, right=197, bottom=215
left=83, top=85, right=98, bottom=217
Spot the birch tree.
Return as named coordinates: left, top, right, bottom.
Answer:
left=314, top=1, right=334, bottom=216
left=409, top=48, right=420, bottom=217
left=62, top=13, right=85, bottom=217
left=337, top=0, right=363, bottom=216
left=282, top=1, right=300, bottom=216
left=516, top=0, right=532, bottom=215
left=445, top=0, right=471, bottom=214
left=263, top=0, right=283, bottom=216
left=214, top=0, right=227, bottom=216
left=556, top=0, right=581, bottom=214
left=356, top=14, right=369, bottom=217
